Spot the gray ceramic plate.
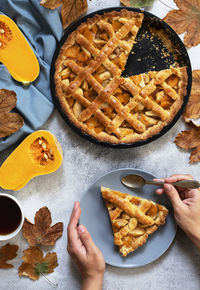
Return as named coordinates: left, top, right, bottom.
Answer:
left=80, top=168, right=177, bottom=268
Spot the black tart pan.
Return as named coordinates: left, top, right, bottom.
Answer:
left=50, top=7, right=192, bottom=148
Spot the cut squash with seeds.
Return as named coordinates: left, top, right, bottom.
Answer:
left=0, top=130, right=63, bottom=190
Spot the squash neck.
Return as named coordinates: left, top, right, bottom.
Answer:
left=0, top=167, right=4, bottom=188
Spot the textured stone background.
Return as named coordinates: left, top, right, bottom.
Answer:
left=0, top=0, right=200, bottom=289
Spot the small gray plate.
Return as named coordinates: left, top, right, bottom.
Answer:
left=80, top=168, right=177, bottom=268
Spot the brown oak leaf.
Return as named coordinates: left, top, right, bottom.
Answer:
left=23, top=206, right=63, bottom=247
left=0, top=243, right=18, bottom=269
left=183, top=70, right=200, bottom=122
left=163, top=0, right=200, bottom=48
left=40, top=0, right=88, bottom=29
left=174, top=122, right=200, bottom=164
left=0, top=89, right=24, bottom=138
left=120, top=0, right=130, bottom=5
left=18, top=247, right=58, bottom=280
left=61, top=0, right=88, bottom=29
left=40, top=0, right=63, bottom=9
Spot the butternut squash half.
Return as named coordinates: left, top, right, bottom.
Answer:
left=0, top=15, right=39, bottom=83
left=0, top=130, right=63, bottom=190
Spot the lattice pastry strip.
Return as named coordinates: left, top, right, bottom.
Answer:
left=85, top=68, right=184, bottom=131
left=81, top=79, right=145, bottom=136
left=101, top=186, right=168, bottom=257
left=60, top=67, right=130, bottom=138
left=56, top=11, right=144, bottom=97
left=65, top=19, right=139, bottom=95
left=60, top=65, right=144, bottom=137
left=61, top=65, right=187, bottom=142
left=134, top=95, right=169, bottom=121
left=75, top=35, right=122, bottom=78
left=61, top=59, right=146, bottom=137
left=105, top=67, right=187, bottom=137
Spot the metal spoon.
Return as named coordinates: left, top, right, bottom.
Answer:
left=121, top=174, right=200, bottom=189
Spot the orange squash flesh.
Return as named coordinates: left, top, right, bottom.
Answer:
left=0, top=130, right=63, bottom=190
left=0, top=15, right=39, bottom=83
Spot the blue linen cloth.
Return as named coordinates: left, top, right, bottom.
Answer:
left=0, top=0, right=63, bottom=151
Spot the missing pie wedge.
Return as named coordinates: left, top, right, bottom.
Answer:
left=101, top=186, right=168, bottom=256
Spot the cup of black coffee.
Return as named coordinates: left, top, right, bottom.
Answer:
left=0, top=193, right=24, bottom=240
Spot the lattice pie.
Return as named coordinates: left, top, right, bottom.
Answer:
left=101, top=186, right=168, bottom=256
left=54, top=9, right=188, bottom=144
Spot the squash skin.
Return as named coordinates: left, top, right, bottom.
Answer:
left=0, top=15, right=40, bottom=83
left=0, top=130, right=63, bottom=190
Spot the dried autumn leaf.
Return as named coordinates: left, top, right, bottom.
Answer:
left=0, top=89, right=17, bottom=113
left=0, top=243, right=18, bottom=269
left=183, top=70, right=200, bottom=121
left=18, top=247, right=58, bottom=280
left=174, top=122, right=200, bottom=164
left=23, top=206, right=63, bottom=247
left=121, top=0, right=154, bottom=8
left=163, top=0, right=200, bottom=48
left=40, top=0, right=62, bottom=9
left=0, top=89, right=24, bottom=138
left=61, top=0, right=88, bottom=29
left=40, top=0, right=88, bottom=29
left=0, top=113, right=24, bottom=138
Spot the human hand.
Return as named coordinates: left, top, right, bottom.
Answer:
left=67, top=201, right=105, bottom=290
left=155, top=174, right=200, bottom=250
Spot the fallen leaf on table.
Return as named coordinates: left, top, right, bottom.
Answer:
left=0, top=243, right=18, bottom=269
left=163, top=0, right=200, bottom=48
left=40, top=0, right=63, bottom=9
left=18, top=247, right=58, bottom=280
left=174, top=122, right=200, bottom=164
left=121, top=0, right=154, bottom=8
left=61, top=0, right=88, bottom=29
left=183, top=70, right=200, bottom=122
left=40, top=0, right=88, bottom=29
left=23, top=206, right=63, bottom=247
left=0, top=89, right=24, bottom=138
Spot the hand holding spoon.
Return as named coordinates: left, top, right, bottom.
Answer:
left=121, top=174, right=200, bottom=189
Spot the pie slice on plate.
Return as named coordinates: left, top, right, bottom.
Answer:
left=101, top=186, right=168, bottom=256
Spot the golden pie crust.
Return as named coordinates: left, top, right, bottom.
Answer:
left=54, top=9, right=188, bottom=145
left=101, top=186, right=168, bottom=256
